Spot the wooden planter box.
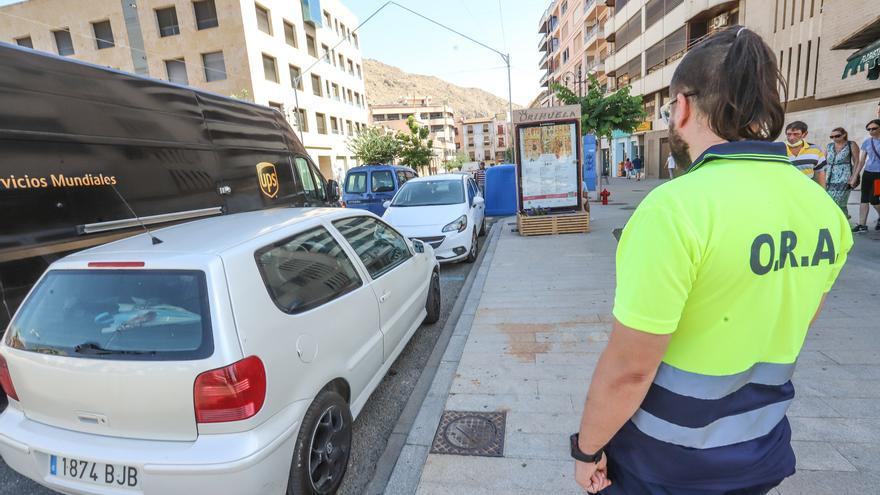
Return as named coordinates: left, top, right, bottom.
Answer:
left=517, top=211, right=590, bottom=236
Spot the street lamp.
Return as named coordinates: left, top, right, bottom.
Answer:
left=558, top=68, right=587, bottom=98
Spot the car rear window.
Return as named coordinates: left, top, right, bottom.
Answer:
left=371, top=170, right=395, bottom=193
left=345, top=172, right=367, bottom=194
left=6, top=270, right=213, bottom=361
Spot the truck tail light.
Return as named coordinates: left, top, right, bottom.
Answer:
left=0, top=355, right=19, bottom=401
left=194, top=356, right=266, bottom=423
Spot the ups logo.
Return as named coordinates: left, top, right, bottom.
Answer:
left=257, top=162, right=279, bottom=199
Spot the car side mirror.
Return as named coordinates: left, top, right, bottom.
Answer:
left=383, top=200, right=392, bottom=209
left=412, top=239, right=425, bottom=253
left=327, top=180, right=340, bottom=202
left=473, top=196, right=485, bottom=207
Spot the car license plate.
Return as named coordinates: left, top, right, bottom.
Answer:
left=50, top=455, right=140, bottom=489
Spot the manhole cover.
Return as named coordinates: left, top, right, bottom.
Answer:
left=430, top=411, right=506, bottom=457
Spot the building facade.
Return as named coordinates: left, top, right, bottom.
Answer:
left=0, top=0, right=370, bottom=182
left=537, top=0, right=880, bottom=179
left=538, top=0, right=612, bottom=108
left=457, top=114, right=510, bottom=164
left=369, top=96, right=457, bottom=172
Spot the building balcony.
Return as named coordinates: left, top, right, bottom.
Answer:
left=584, top=0, right=597, bottom=15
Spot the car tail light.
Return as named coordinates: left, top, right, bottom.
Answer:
left=0, top=354, right=19, bottom=401
left=87, top=261, right=145, bottom=268
left=194, top=356, right=266, bottom=423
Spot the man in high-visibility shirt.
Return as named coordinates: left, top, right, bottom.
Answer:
left=569, top=26, right=853, bottom=494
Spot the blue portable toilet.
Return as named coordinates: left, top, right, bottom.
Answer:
left=485, top=164, right=517, bottom=216
left=582, top=134, right=597, bottom=192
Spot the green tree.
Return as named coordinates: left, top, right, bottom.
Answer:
left=396, top=116, right=435, bottom=170
left=347, top=127, right=400, bottom=165
left=444, top=151, right=469, bottom=171
left=551, top=74, right=646, bottom=138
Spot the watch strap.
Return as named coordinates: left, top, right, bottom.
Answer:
left=570, top=433, right=604, bottom=463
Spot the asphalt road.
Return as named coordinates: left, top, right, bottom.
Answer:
left=0, top=221, right=495, bottom=495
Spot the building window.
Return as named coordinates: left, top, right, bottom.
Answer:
left=347, top=59, right=354, bottom=75
left=316, top=112, right=327, bottom=134
left=469, top=152, right=476, bottom=160
left=347, top=89, right=353, bottom=104
left=352, top=32, right=359, bottom=47
left=156, top=7, right=180, bottom=37
left=284, top=20, right=297, bottom=47
left=338, top=54, right=344, bottom=67
left=202, top=51, right=227, bottom=81
left=346, top=120, right=353, bottom=135
left=330, top=117, right=339, bottom=134
left=562, top=0, right=568, bottom=14
left=562, top=48, right=569, bottom=63
left=193, top=0, right=219, bottom=30
left=289, top=64, right=303, bottom=89
left=269, top=101, right=284, bottom=116
left=15, top=36, right=33, bottom=48
left=323, top=10, right=331, bottom=28
left=165, top=58, right=188, bottom=85
left=306, top=33, right=317, bottom=57
left=92, top=20, right=115, bottom=49
left=321, top=44, right=330, bottom=63
left=356, top=64, right=362, bottom=79
left=263, top=54, right=279, bottom=83
left=354, top=93, right=361, bottom=106
left=255, top=4, right=271, bottom=34
left=52, top=29, right=74, bottom=56
left=614, top=12, right=641, bottom=49
left=311, top=74, right=322, bottom=96
left=332, top=83, right=340, bottom=100
left=296, top=108, right=309, bottom=132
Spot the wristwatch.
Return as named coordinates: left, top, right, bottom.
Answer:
left=570, top=433, right=604, bottom=463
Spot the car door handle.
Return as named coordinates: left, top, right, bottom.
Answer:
left=379, top=290, right=391, bottom=303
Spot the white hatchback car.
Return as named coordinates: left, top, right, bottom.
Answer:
left=0, top=208, right=440, bottom=495
left=382, top=174, right=486, bottom=263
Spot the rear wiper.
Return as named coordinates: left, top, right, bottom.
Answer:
left=74, top=342, right=155, bottom=356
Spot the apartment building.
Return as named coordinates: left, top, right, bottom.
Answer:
left=370, top=96, right=457, bottom=170
left=0, top=0, right=370, bottom=181
left=559, top=0, right=879, bottom=179
left=374, top=117, right=448, bottom=176
left=538, top=0, right=613, bottom=108
left=457, top=115, right=511, bottom=164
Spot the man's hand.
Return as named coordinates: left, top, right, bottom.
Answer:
left=575, top=454, right=611, bottom=493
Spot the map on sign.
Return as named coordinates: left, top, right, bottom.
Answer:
left=518, top=123, right=579, bottom=209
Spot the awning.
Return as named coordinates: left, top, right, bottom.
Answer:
left=841, top=38, right=880, bottom=80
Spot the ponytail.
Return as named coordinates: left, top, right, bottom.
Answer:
left=670, top=26, right=787, bottom=142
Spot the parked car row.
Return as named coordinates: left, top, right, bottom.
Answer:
left=0, top=208, right=441, bottom=495
left=342, top=166, right=486, bottom=264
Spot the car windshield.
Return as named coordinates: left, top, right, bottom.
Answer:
left=345, top=172, right=366, bottom=194
left=6, top=270, right=213, bottom=360
left=391, top=180, right=465, bottom=207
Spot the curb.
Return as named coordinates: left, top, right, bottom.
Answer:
left=362, top=217, right=507, bottom=495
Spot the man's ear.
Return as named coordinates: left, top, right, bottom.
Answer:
left=673, top=92, right=691, bottom=129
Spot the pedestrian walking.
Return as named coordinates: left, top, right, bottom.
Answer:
left=570, top=26, right=852, bottom=495
left=825, top=127, right=860, bottom=217
left=632, top=156, right=644, bottom=181
left=623, top=158, right=633, bottom=179
left=785, top=121, right=827, bottom=188
left=850, top=119, right=880, bottom=233
left=474, top=161, right=486, bottom=196
left=666, top=153, right=676, bottom=179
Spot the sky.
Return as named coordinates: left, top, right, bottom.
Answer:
left=0, top=0, right=547, bottom=106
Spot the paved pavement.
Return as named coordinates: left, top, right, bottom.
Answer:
left=385, top=178, right=880, bottom=495
left=0, top=224, right=497, bottom=495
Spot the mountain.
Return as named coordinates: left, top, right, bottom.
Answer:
left=362, top=59, right=521, bottom=120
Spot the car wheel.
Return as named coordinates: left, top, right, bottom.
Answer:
left=465, top=230, right=478, bottom=263
left=424, top=270, right=441, bottom=324
left=288, top=390, right=352, bottom=495
left=479, top=218, right=487, bottom=237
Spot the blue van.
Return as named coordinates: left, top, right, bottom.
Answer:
left=342, top=164, right=418, bottom=216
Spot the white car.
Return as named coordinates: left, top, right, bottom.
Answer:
left=0, top=208, right=440, bottom=495
left=382, top=174, right=486, bottom=263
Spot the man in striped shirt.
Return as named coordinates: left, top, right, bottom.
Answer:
left=785, top=121, right=827, bottom=188
left=474, top=161, right=487, bottom=195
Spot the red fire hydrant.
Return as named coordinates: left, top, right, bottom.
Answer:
left=600, top=188, right=611, bottom=205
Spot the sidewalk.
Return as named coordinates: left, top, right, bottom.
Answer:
left=385, top=178, right=880, bottom=495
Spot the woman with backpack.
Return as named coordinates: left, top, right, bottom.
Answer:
left=825, top=127, right=860, bottom=217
